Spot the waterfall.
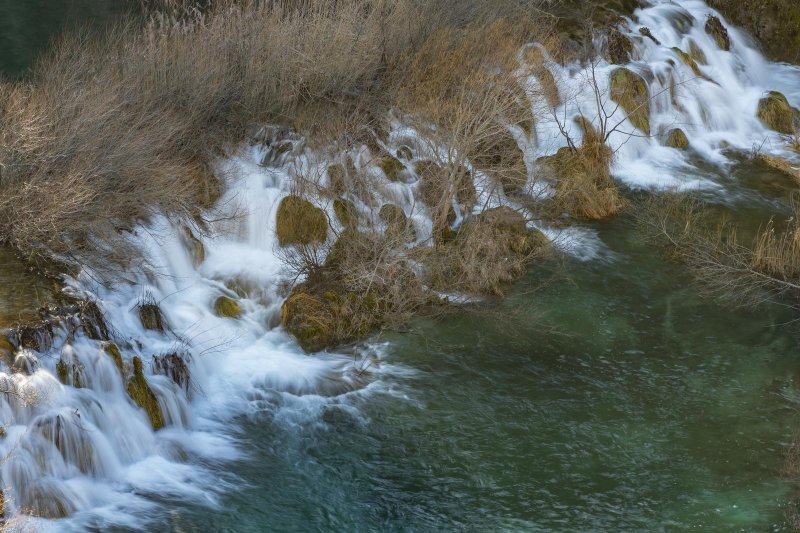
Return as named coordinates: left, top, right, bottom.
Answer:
left=0, top=1, right=797, bottom=529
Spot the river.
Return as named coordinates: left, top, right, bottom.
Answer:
left=1, top=1, right=799, bottom=531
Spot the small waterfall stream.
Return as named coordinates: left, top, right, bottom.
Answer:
left=0, top=1, right=798, bottom=529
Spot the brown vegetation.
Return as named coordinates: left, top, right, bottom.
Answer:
left=757, top=91, right=800, bottom=135
left=707, top=0, right=800, bottom=63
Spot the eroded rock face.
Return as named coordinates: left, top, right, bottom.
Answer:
left=275, top=195, right=328, bottom=247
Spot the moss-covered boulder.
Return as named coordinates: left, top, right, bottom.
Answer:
left=705, top=15, right=731, bottom=51
left=281, top=234, right=379, bottom=352
left=138, top=303, right=165, bottom=332
left=758, top=154, right=800, bottom=181
left=127, top=356, right=164, bottom=430
left=333, top=198, right=358, bottom=229
left=103, top=342, right=125, bottom=377
left=275, top=195, right=328, bottom=246
left=0, top=335, right=13, bottom=363
left=214, top=296, right=241, bottom=318
left=689, top=40, right=707, bottom=64
left=665, top=128, right=690, bottom=149
left=378, top=155, right=405, bottom=182
left=609, top=68, right=651, bottom=135
left=56, top=358, right=84, bottom=388
left=606, top=28, right=634, bottom=64
left=757, top=91, right=800, bottom=134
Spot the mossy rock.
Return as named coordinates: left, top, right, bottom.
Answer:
left=139, top=303, right=165, bottom=332
left=417, top=160, right=476, bottom=208
left=639, top=27, right=660, bottom=45
left=103, top=342, right=125, bottom=377
left=280, top=291, right=338, bottom=353
left=379, top=204, right=416, bottom=243
left=671, top=47, right=704, bottom=78
left=606, top=28, right=633, bottom=64
left=757, top=91, right=800, bottom=134
left=609, top=68, right=651, bottom=135
left=688, top=40, right=707, bottom=64
left=333, top=198, right=358, bottom=229
left=56, top=359, right=84, bottom=388
left=665, top=128, right=690, bottom=149
left=214, top=295, right=242, bottom=318
left=472, top=133, right=529, bottom=196
left=275, top=195, right=328, bottom=246
left=574, top=116, right=600, bottom=145
left=378, top=155, right=405, bottom=182
left=705, top=15, right=731, bottom=51
left=474, top=207, right=549, bottom=256
left=127, top=356, right=165, bottom=430
left=757, top=154, right=800, bottom=181
left=327, top=164, right=347, bottom=196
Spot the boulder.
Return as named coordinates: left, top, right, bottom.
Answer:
left=214, top=295, right=241, bottom=318
left=103, top=342, right=125, bottom=377
left=138, top=302, right=165, bottom=332
left=333, top=198, right=358, bottom=229
left=757, top=91, right=800, bottom=134
left=606, top=28, right=634, bottom=64
left=665, top=128, right=690, bottom=149
left=609, top=67, right=651, bottom=135
left=275, top=195, right=328, bottom=246
left=378, top=155, right=405, bottom=182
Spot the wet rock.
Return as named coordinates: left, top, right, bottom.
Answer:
left=606, top=28, right=634, bottom=64
left=103, top=342, right=125, bottom=377
left=757, top=91, right=800, bottom=134
left=79, top=300, right=108, bottom=341
left=56, top=358, right=84, bottom=388
left=152, top=352, right=190, bottom=392
left=609, top=67, right=651, bottom=135
left=639, top=27, right=660, bottom=45
left=181, top=227, right=205, bottom=267
left=705, top=15, right=731, bottom=51
left=689, top=40, right=707, bottom=64
left=0, top=334, right=14, bottom=363
left=127, top=356, right=165, bottom=430
left=524, top=46, right=561, bottom=108
left=275, top=195, right=328, bottom=246
left=378, top=155, right=406, bottom=182
left=665, top=128, right=690, bottom=149
left=396, top=145, right=413, bottom=160
left=138, top=302, right=165, bottom=332
left=214, top=295, right=241, bottom=318
left=671, top=47, right=705, bottom=78
left=757, top=154, right=800, bottom=181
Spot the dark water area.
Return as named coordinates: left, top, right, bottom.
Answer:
left=0, top=0, right=135, bottom=78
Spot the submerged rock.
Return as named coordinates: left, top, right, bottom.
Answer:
left=214, top=295, right=242, bottom=318
left=757, top=91, right=800, bottom=134
left=275, top=195, right=328, bottom=246
left=665, top=128, right=690, bottom=149
left=609, top=67, right=651, bottom=135
left=127, top=356, right=165, bottom=430
left=705, top=15, right=731, bottom=51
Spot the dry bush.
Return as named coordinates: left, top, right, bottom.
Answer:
left=636, top=193, right=800, bottom=309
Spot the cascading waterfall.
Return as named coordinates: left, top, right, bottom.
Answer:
left=0, top=0, right=797, bottom=529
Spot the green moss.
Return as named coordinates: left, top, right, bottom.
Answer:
left=378, top=155, right=406, bottom=182
left=757, top=91, right=799, bottom=134
left=127, top=356, right=165, bottom=430
left=606, top=28, right=633, bottom=64
left=214, top=295, right=242, bottom=318
left=665, top=128, right=690, bottom=149
left=103, top=342, right=125, bottom=377
left=333, top=198, right=358, bottom=228
left=275, top=195, right=328, bottom=246
left=705, top=15, right=731, bottom=51
left=609, top=67, right=650, bottom=135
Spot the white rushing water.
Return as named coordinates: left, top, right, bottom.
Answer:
left=0, top=0, right=799, bottom=529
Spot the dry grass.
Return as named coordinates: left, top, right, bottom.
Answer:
left=0, top=0, right=553, bottom=271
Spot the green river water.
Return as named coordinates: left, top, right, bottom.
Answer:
left=2, top=2, right=800, bottom=531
